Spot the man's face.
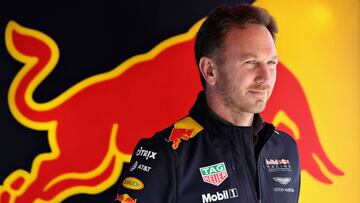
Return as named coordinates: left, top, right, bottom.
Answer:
left=214, top=24, right=278, bottom=114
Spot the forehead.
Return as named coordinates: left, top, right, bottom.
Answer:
left=223, top=24, right=276, bottom=56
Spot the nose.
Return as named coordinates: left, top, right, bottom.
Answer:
left=254, top=62, right=273, bottom=85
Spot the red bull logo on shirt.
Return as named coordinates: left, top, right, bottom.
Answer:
left=167, top=117, right=204, bottom=150
left=167, top=128, right=194, bottom=149
left=266, top=159, right=290, bottom=165
left=115, top=193, right=137, bottom=203
left=265, top=158, right=292, bottom=172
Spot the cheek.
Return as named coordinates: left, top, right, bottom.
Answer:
left=270, top=69, right=277, bottom=86
left=231, top=74, right=248, bottom=89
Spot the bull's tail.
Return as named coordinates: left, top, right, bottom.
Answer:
left=5, top=21, right=59, bottom=129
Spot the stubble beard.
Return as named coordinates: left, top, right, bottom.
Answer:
left=216, top=70, right=270, bottom=114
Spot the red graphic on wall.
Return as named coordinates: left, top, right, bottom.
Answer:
left=0, top=20, right=343, bottom=202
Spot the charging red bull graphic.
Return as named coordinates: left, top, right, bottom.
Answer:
left=0, top=17, right=344, bottom=203
left=115, top=194, right=137, bottom=203
left=166, top=116, right=203, bottom=150
left=167, top=129, right=194, bottom=149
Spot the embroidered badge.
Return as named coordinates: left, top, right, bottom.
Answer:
left=166, top=117, right=203, bottom=150
left=129, top=161, right=138, bottom=172
left=135, top=147, right=157, bottom=160
left=115, top=193, right=137, bottom=203
left=265, top=158, right=292, bottom=172
left=201, top=188, right=238, bottom=203
left=273, top=177, right=292, bottom=185
left=199, top=162, right=228, bottom=186
left=122, top=177, right=144, bottom=190
left=168, top=128, right=194, bottom=149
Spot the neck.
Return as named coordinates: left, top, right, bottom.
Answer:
left=205, top=89, right=254, bottom=126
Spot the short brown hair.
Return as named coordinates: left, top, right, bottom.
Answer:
left=194, top=4, right=278, bottom=88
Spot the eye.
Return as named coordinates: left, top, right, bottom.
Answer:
left=245, top=60, right=257, bottom=64
left=267, top=60, right=278, bottom=69
left=267, top=60, right=277, bottom=65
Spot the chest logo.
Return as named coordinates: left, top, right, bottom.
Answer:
left=166, top=117, right=203, bottom=150
left=122, top=177, right=144, bottom=190
left=273, top=177, right=292, bottom=185
left=167, top=128, right=194, bottom=149
left=115, top=193, right=137, bottom=203
left=265, top=158, right=292, bottom=172
left=199, top=162, right=228, bottom=186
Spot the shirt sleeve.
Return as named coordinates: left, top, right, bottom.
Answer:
left=112, top=135, right=176, bottom=203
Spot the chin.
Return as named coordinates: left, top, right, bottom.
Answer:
left=250, top=102, right=267, bottom=113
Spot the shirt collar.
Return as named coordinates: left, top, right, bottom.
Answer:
left=189, top=91, right=265, bottom=137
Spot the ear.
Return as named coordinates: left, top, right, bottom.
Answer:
left=199, top=56, right=217, bottom=86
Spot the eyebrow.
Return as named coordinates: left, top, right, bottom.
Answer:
left=240, top=53, right=279, bottom=60
left=271, top=55, right=279, bottom=60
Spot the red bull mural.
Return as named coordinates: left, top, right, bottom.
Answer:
left=1, top=0, right=358, bottom=202
left=0, top=18, right=344, bottom=202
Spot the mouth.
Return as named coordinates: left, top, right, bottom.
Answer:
left=248, top=90, right=268, bottom=97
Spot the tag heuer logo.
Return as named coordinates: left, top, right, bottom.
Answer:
left=200, top=162, right=228, bottom=186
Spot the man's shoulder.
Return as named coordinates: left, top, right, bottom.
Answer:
left=272, top=129, right=297, bottom=146
left=150, top=116, right=204, bottom=150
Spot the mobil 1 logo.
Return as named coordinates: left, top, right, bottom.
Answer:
left=201, top=188, right=238, bottom=203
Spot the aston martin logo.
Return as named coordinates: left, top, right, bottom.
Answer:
left=273, top=177, right=292, bottom=185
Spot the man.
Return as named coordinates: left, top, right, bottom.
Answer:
left=114, top=4, right=300, bottom=203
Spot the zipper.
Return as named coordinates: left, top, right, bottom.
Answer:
left=226, top=130, right=252, bottom=203
left=257, top=128, right=276, bottom=203
left=228, top=157, right=248, bottom=202
left=239, top=143, right=259, bottom=202
left=257, top=157, right=263, bottom=203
